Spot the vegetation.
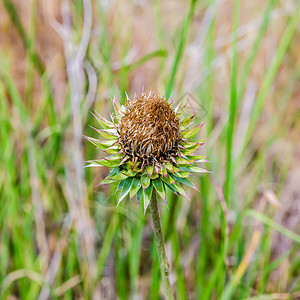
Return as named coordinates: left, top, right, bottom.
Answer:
left=1, top=0, right=300, bottom=299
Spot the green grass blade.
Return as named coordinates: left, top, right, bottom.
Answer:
left=165, top=0, right=197, bottom=97
left=245, top=209, right=300, bottom=244
left=224, top=0, right=239, bottom=207
left=240, top=3, right=300, bottom=156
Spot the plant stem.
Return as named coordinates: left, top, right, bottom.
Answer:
left=150, top=190, right=174, bottom=300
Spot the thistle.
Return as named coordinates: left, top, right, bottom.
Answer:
left=85, top=91, right=208, bottom=299
left=86, top=92, right=208, bottom=211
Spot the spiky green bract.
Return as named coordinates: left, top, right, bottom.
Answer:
left=86, top=92, right=208, bottom=212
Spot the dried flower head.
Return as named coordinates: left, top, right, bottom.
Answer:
left=85, top=91, right=209, bottom=212
left=118, top=94, right=181, bottom=169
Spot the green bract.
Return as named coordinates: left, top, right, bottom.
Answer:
left=85, top=92, right=208, bottom=212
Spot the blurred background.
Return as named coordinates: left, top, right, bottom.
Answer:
left=1, top=0, right=300, bottom=299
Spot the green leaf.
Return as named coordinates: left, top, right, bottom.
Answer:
left=117, top=177, right=133, bottom=205
left=170, top=174, right=198, bottom=191
left=86, top=159, right=117, bottom=168
left=181, top=124, right=202, bottom=139
left=86, top=160, right=114, bottom=168
left=129, top=160, right=142, bottom=172
left=137, top=187, right=143, bottom=204
left=186, top=166, right=210, bottom=173
left=181, top=141, right=199, bottom=149
left=164, top=182, right=178, bottom=195
left=143, top=182, right=153, bottom=213
left=100, top=177, right=117, bottom=185
left=91, top=111, right=114, bottom=129
left=146, top=165, right=154, bottom=177
left=84, top=136, right=116, bottom=150
left=175, top=102, right=188, bottom=118
left=164, top=162, right=174, bottom=172
left=150, top=172, right=159, bottom=179
left=100, top=177, right=118, bottom=185
left=129, top=177, right=142, bottom=199
left=159, top=166, right=167, bottom=176
left=99, top=168, right=123, bottom=185
left=180, top=114, right=195, bottom=130
left=173, top=103, right=181, bottom=115
left=109, top=172, right=128, bottom=181
left=127, top=160, right=140, bottom=168
left=175, top=171, right=192, bottom=178
left=170, top=182, right=190, bottom=200
left=165, top=162, right=180, bottom=173
left=175, top=157, right=191, bottom=166
left=109, top=153, right=123, bottom=160
left=97, top=128, right=118, bottom=140
left=186, top=155, right=207, bottom=162
left=90, top=156, right=121, bottom=168
left=181, top=143, right=203, bottom=155
left=122, top=168, right=136, bottom=177
left=112, top=97, right=125, bottom=116
left=161, top=173, right=176, bottom=184
left=119, top=155, right=130, bottom=166
left=116, top=180, right=125, bottom=193
left=141, top=174, right=150, bottom=189
left=193, top=158, right=209, bottom=163
left=153, top=179, right=165, bottom=201
left=85, top=162, right=103, bottom=168
left=133, top=164, right=143, bottom=173
left=103, top=145, right=120, bottom=154
left=109, top=167, right=121, bottom=176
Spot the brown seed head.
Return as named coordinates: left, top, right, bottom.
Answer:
left=118, top=93, right=181, bottom=168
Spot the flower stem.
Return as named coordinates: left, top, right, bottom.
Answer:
left=150, top=190, right=174, bottom=300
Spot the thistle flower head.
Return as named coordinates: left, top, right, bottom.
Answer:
left=118, top=93, right=181, bottom=169
left=86, top=92, right=209, bottom=212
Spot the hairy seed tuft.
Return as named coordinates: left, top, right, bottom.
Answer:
left=118, top=93, right=181, bottom=168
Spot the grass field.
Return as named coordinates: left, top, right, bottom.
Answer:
left=1, top=0, right=300, bottom=299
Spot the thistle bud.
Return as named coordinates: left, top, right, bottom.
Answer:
left=118, top=93, right=181, bottom=169
left=85, top=92, right=208, bottom=212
